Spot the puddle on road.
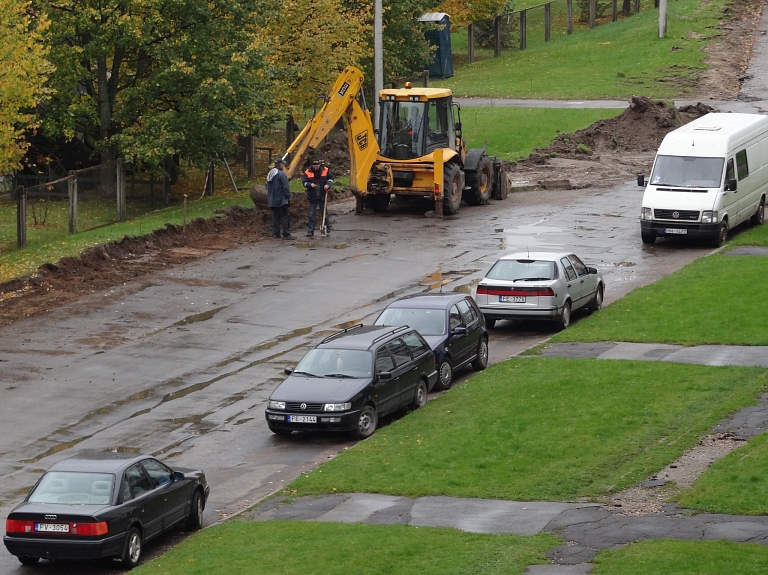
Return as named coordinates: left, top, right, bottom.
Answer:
left=109, top=446, right=140, bottom=453
left=237, top=265, right=253, bottom=270
left=216, top=326, right=313, bottom=368
left=174, top=306, right=226, bottom=326
left=170, top=412, right=214, bottom=426
left=234, top=418, right=253, bottom=425
left=22, top=435, right=93, bottom=464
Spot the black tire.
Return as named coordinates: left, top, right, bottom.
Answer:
left=751, top=199, right=765, bottom=226
left=368, top=193, right=391, bottom=213
left=587, top=285, right=604, bottom=313
left=185, top=489, right=203, bottom=531
left=486, top=318, right=496, bottom=329
left=556, top=301, right=571, bottom=331
left=712, top=221, right=728, bottom=247
left=471, top=338, right=489, bottom=371
left=443, top=163, right=462, bottom=215
left=434, top=358, right=453, bottom=391
left=268, top=424, right=293, bottom=436
left=18, top=556, right=39, bottom=566
left=352, top=405, right=378, bottom=439
left=409, top=380, right=428, bottom=410
left=465, top=155, right=493, bottom=206
left=641, top=230, right=656, bottom=244
left=122, top=526, right=142, bottom=569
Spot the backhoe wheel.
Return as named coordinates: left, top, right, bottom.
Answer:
left=366, top=193, right=391, bottom=213
left=465, top=155, right=493, bottom=206
left=443, top=163, right=462, bottom=215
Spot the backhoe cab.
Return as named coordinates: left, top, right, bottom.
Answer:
left=282, top=66, right=499, bottom=217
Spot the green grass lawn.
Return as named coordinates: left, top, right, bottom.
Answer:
left=675, top=432, right=768, bottom=515
left=134, top=521, right=559, bottom=575
left=437, top=0, right=727, bottom=99
left=552, top=254, right=768, bottom=346
left=462, top=107, right=621, bottom=160
left=286, top=358, right=766, bottom=501
left=730, top=218, right=768, bottom=246
left=591, top=539, right=768, bottom=574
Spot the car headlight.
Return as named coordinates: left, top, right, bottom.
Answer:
left=640, top=207, right=653, bottom=220
left=324, top=403, right=351, bottom=412
left=268, top=400, right=286, bottom=410
left=701, top=210, right=718, bottom=224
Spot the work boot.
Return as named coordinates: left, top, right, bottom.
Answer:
left=306, top=231, right=314, bottom=237
left=282, top=234, right=296, bottom=240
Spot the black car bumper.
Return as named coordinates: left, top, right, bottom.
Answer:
left=265, top=408, right=362, bottom=433
left=4, top=532, right=126, bottom=561
left=641, top=220, right=720, bottom=239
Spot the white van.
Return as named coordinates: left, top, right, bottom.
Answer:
left=638, top=113, right=767, bottom=246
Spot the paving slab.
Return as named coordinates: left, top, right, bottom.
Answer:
left=525, top=565, right=593, bottom=575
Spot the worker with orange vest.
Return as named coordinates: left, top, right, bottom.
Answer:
left=302, top=159, right=334, bottom=237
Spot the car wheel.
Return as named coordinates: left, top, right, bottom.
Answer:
left=557, top=301, right=571, bottom=331
left=751, top=199, right=765, bottom=226
left=587, top=285, right=604, bottom=313
left=410, top=380, right=428, bottom=410
left=434, top=358, right=453, bottom=391
left=185, top=489, right=203, bottom=531
left=486, top=318, right=496, bottom=329
left=122, top=526, right=142, bottom=569
left=268, top=425, right=293, bottom=436
left=352, top=405, right=378, bottom=440
left=641, top=230, right=656, bottom=244
left=471, top=338, right=489, bottom=371
left=712, top=221, right=728, bottom=247
left=18, top=556, right=39, bottom=566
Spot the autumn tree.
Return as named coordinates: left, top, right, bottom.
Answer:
left=437, top=0, right=509, bottom=27
left=0, top=0, right=52, bottom=173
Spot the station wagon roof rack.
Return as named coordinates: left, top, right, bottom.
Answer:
left=371, top=325, right=411, bottom=345
left=321, top=323, right=364, bottom=344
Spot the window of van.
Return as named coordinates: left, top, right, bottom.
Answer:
left=736, top=150, right=749, bottom=180
left=650, top=156, right=724, bottom=188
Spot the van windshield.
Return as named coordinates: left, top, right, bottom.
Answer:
left=650, top=155, right=724, bottom=188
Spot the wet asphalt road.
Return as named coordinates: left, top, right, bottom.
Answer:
left=0, top=180, right=718, bottom=573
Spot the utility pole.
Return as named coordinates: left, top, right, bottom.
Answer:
left=658, top=0, right=667, bottom=38
left=374, top=0, right=383, bottom=132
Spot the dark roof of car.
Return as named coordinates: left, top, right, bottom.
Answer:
left=316, top=324, right=414, bottom=351
left=47, top=451, right=148, bottom=473
left=384, top=293, right=469, bottom=309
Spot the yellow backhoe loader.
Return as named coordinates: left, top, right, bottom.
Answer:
left=283, top=66, right=503, bottom=216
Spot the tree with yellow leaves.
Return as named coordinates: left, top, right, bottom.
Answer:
left=0, top=0, right=52, bottom=173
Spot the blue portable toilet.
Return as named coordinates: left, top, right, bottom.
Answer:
left=418, top=12, right=453, bottom=79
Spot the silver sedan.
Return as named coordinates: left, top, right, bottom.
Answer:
left=475, top=251, right=604, bottom=330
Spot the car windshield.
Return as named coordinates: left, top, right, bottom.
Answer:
left=650, top=155, right=725, bottom=188
left=293, top=348, right=372, bottom=379
left=486, top=259, right=556, bottom=281
left=375, top=308, right=446, bottom=336
left=28, top=471, right=115, bottom=505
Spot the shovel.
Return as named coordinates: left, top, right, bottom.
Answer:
left=320, top=187, right=330, bottom=237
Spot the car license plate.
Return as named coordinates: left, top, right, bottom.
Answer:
left=664, top=228, right=687, bottom=235
left=36, top=523, right=69, bottom=533
left=499, top=295, right=526, bottom=303
left=288, top=415, right=317, bottom=423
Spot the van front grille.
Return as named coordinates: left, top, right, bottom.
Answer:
left=654, top=209, right=699, bottom=221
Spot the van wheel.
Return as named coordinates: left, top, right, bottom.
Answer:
left=352, top=405, right=377, bottom=439
left=641, top=230, right=656, bottom=244
left=712, top=221, right=728, bottom=247
left=751, top=199, right=765, bottom=226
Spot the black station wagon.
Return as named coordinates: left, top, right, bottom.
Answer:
left=265, top=325, right=438, bottom=439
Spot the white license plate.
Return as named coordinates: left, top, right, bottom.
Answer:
left=499, top=295, right=526, bottom=303
left=664, top=228, right=687, bottom=235
left=36, top=523, right=69, bottom=533
left=288, top=415, right=317, bottom=423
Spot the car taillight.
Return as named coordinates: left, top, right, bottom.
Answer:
left=71, top=522, right=108, bottom=536
left=6, top=519, right=35, bottom=534
left=477, top=286, right=555, bottom=297
left=476, top=286, right=488, bottom=295
left=530, top=287, right=555, bottom=297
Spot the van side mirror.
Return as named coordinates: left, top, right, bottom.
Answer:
left=725, top=178, right=737, bottom=191
left=637, top=174, right=646, bottom=187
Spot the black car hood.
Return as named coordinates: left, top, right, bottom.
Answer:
left=421, top=334, right=446, bottom=351
left=272, top=375, right=369, bottom=402
left=9, top=501, right=111, bottom=517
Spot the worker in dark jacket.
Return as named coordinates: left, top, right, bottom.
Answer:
left=266, top=158, right=294, bottom=240
left=302, top=159, right=334, bottom=237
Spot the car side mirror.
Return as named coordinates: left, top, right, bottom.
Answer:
left=587, top=267, right=598, bottom=274
left=284, top=368, right=293, bottom=375
left=725, top=178, right=737, bottom=191
left=377, top=371, right=392, bottom=381
left=172, top=471, right=184, bottom=482
left=637, top=174, right=646, bottom=187
left=451, top=327, right=468, bottom=336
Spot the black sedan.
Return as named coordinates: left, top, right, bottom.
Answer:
left=374, top=293, right=489, bottom=390
left=4, top=451, right=210, bottom=568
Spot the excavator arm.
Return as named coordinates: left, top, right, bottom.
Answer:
left=284, top=66, right=380, bottom=194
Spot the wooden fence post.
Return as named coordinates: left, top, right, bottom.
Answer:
left=567, top=0, right=573, bottom=34
left=519, top=10, right=527, bottom=50
left=468, top=22, right=475, bottom=64
left=16, top=186, right=26, bottom=248
left=68, top=172, right=77, bottom=234
left=494, top=16, right=501, bottom=57
left=589, top=0, right=596, bottom=28
left=545, top=3, right=551, bottom=42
